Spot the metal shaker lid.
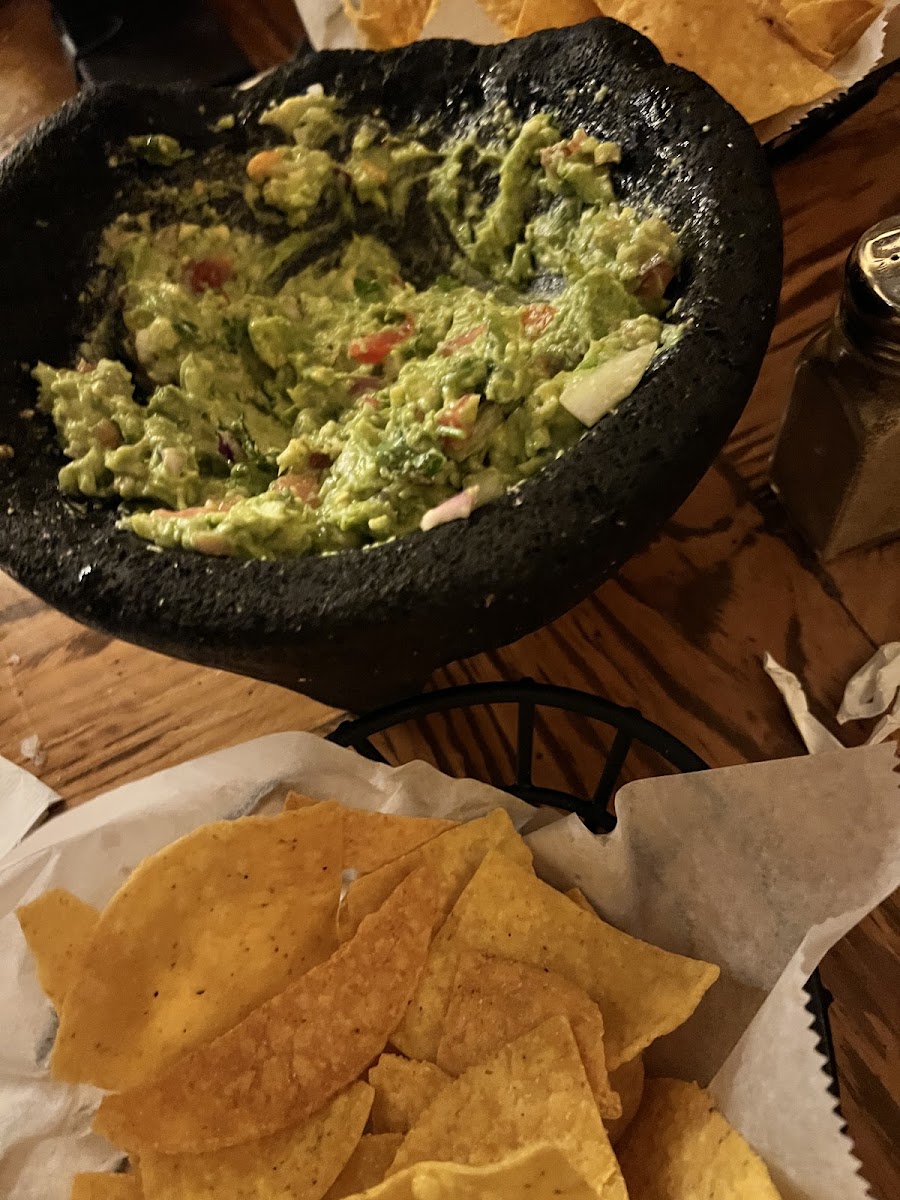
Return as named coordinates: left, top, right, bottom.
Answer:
left=843, top=216, right=900, bottom=361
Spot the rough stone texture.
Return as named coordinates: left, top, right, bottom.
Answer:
left=0, top=20, right=781, bottom=710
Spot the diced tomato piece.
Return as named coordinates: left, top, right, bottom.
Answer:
left=184, top=257, right=234, bottom=294
left=540, top=131, right=586, bottom=173
left=349, top=374, right=382, bottom=397
left=357, top=158, right=389, bottom=186
left=95, top=419, right=122, bottom=450
left=636, top=257, right=676, bottom=302
left=520, top=303, right=556, bottom=337
left=246, top=149, right=283, bottom=184
left=272, top=471, right=321, bottom=507
left=348, top=316, right=415, bottom=365
left=439, top=323, right=487, bottom=356
left=151, top=498, right=235, bottom=520
left=438, top=393, right=479, bottom=456
left=192, top=532, right=233, bottom=556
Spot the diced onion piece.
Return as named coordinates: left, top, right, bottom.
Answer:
left=162, top=447, right=187, bottom=475
left=216, top=431, right=243, bottom=463
left=559, top=342, right=657, bottom=427
left=420, top=486, right=479, bottom=532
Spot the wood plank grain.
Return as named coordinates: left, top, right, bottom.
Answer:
left=376, top=458, right=885, bottom=812
left=0, top=574, right=338, bottom=804
left=411, top=457, right=877, bottom=771
left=208, top=0, right=306, bottom=69
left=822, top=895, right=900, bottom=1200
left=0, top=0, right=77, bottom=157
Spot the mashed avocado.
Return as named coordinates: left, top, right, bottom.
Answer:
left=34, top=88, right=680, bottom=559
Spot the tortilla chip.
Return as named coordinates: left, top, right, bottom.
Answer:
left=369, top=1054, right=450, bottom=1133
left=617, top=1078, right=782, bottom=1198
left=93, top=866, right=439, bottom=1154
left=780, top=0, right=880, bottom=64
left=393, top=850, right=718, bottom=1068
left=343, top=1144, right=598, bottom=1200
left=604, top=1055, right=644, bottom=1145
left=342, top=0, right=434, bottom=49
left=565, top=887, right=594, bottom=913
left=756, top=0, right=829, bottom=66
left=53, top=805, right=344, bottom=1091
left=17, top=889, right=99, bottom=1012
left=338, top=809, right=531, bottom=943
left=323, top=1133, right=404, bottom=1200
left=71, top=1176, right=141, bottom=1200
left=600, top=0, right=838, bottom=123
left=514, top=0, right=601, bottom=37
left=284, top=795, right=455, bottom=874
left=139, top=1081, right=373, bottom=1200
left=477, top=0, right=528, bottom=34
left=436, top=952, right=620, bottom=1119
left=388, top=1016, right=627, bottom=1200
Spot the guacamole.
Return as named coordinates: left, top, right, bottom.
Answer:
left=34, top=89, right=680, bottom=559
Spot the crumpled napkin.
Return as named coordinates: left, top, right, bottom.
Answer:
left=764, top=644, right=900, bottom=754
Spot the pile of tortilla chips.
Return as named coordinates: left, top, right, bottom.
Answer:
left=341, top=0, right=886, bottom=126
left=19, top=795, right=786, bottom=1199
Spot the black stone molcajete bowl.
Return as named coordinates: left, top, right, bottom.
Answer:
left=0, top=20, right=781, bottom=711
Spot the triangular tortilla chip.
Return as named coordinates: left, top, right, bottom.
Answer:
left=780, top=0, right=880, bottom=65
left=393, top=850, right=718, bottom=1068
left=338, top=809, right=531, bottom=943
left=369, top=1054, right=449, bottom=1133
left=343, top=0, right=434, bottom=49
left=53, top=805, right=344, bottom=1091
left=388, top=1016, right=627, bottom=1200
left=605, top=1055, right=644, bottom=1145
left=323, top=1133, right=404, bottom=1200
left=17, top=888, right=98, bottom=1012
left=94, top=866, right=439, bottom=1154
left=617, top=1078, right=782, bottom=1197
left=477, top=0, right=529, bottom=34
left=71, top=1176, right=141, bottom=1200
left=284, top=795, right=455, bottom=874
left=342, top=1144, right=598, bottom=1200
left=436, top=951, right=620, bottom=1119
left=514, top=0, right=601, bottom=37
left=139, top=1081, right=373, bottom=1200
left=601, top=0, right=838, bottom=123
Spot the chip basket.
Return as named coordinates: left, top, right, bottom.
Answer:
left=327, top=678, right=841, bottom=1105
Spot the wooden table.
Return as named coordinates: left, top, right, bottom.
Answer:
left=1, top=1, right=898, bottom=1194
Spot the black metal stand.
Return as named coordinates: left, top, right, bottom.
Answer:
left=329, top=679, right=707, bottom=833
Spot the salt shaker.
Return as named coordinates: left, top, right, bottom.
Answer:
left=770, top=216, right=900, bottom=560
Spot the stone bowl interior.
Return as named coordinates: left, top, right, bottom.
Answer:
left=0, top=19, right=782, bottom=710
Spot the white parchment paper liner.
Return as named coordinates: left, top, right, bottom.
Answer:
left=293, top=0, right=900, bottom=144
left=765, top=643, right=900, bottom=753
left=0, top=761, right=57, bottom=861
left=0, top=734, right=897, bottom=1199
